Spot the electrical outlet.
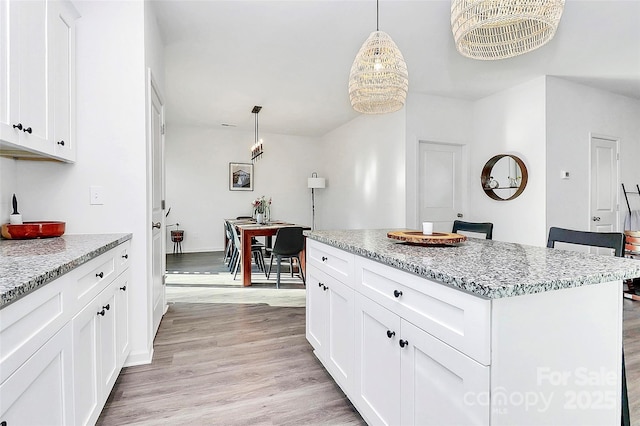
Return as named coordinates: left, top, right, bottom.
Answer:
left=90, top=186, right=104, bottom=205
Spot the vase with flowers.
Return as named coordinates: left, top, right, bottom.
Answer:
left=252, top=196, right=271, bottom=224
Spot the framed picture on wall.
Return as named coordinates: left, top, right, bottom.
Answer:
left=229, top=162, right=254, bottom=191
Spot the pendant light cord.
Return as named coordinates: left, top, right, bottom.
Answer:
left=376, top=0, right=379, bottom=31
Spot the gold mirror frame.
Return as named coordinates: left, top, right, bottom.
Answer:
left=481, top=154, right=528, bottom=201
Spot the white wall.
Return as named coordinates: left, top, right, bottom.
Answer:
left=16, top=0, right=151, bottom=364
left=405, top=93, right=474, bottom=229
left=470, top=77, right=547, bottom=246
left=318, top=110, right=406, bottom=230
left=0, top=157, right=17, bottom=221
left=546, top=77, right=640, bottom=233
left=165, top=125, right=322, bottom=252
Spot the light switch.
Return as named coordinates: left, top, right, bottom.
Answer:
left=90, top=186, right=104, bottom=205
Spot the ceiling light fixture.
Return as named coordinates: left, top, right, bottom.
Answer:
left=250, top=105, right=263, bottom=162
left=348, top=0, right=408, bottom=114
left=451, top=0, right=565, bottom=60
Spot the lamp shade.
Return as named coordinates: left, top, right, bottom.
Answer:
left=451, top=0, right=565, bottom=60
left=348, top=31, right=408, bottom=114
left=308, top=177, right=326, bottom=189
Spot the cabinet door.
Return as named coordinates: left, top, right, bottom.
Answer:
left=116, top=273, right=130, bottom=367
left=400, top=320, right=490, bottom=426
left=49, top=0, right=77, bottom=162
left=15, top=0, right=50, bottom=153
left=306, top=265, right=328, bottom=355
left=73, top=297, right=101, bottom=426
left=0, top=323, right=74, bottom=425
left=326, top=278, right=355, bottom=393
left=99, top=288, right=118, bottom=398
left=354, top=295, right=401, bottom=426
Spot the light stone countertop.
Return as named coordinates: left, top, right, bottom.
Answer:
left=0, top=233, right=132, bottom=308
left=304, top=229, right=640, bottom=299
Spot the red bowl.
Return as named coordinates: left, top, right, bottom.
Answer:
left=1, top=221, right=66, bottom=239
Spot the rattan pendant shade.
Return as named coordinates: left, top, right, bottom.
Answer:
left=349, top=1, right=409, bottom=117
left=451, top=0, right=565, bottom=60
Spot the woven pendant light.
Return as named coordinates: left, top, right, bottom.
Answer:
left=348, top=1, right=408, bottom=114
left=451, top=0, right=565, bottom=60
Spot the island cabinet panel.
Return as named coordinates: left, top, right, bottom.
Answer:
left=354, top=293, right=402, bottom=425
left=355, top=255, right=491, bottom=366
left=306, top=236, right=624, bottom=426
left=306, top=264, right=355, bottom=394
left=0, top=322, right=74, bottom=425
left=400, top=320, right=489, bottom=426
left=307, top=239, right=355, bottom=284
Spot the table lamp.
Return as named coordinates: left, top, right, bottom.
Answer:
left=307, top=172, right=326, bottom=230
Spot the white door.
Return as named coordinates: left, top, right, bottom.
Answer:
left=149, top=71, right=165, bottom=337
left=590, top=137, right=619, bottom=244
left=418, top=142, right=464, bottom=233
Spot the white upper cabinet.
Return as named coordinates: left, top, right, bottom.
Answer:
left=0, top=0, right=78, bottom=162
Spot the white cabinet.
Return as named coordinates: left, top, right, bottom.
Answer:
left=0, top=0, right=78, bottom=162
left=73, top=268, right=129, bottom=426
left=0, top=323, right=74, bottom=425
left=0, top=239, right=131, bottom=426
left=306, top=264, right=355, bottom=394
left=49, top=0, right=78, bottom=162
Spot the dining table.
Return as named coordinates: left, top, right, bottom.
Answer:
left=225, top=219, right=310, bottom=287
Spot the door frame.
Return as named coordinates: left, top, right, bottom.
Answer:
left=414, top=139, right=468, bottom=230
left=588, top=133, right=620, bottom=233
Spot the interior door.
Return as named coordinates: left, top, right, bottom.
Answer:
left=149, top=71, right=165, bottom=337
left=590, top=136, right=619, bottom=251
left=418, top=142, right=464, bottom=233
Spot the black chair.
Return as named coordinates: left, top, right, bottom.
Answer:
left=546, top=226, right=628, bottom=426
left=266, top=227, right=305, bottom=288
left=229, top=223, right=266, bottom=280
left=546, top=227, right=625, bottom=256
left=452, top=220, right=493, bottom=240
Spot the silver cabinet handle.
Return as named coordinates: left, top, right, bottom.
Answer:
left=592, top=217, right=601, bottom=222
left=152, top=222, right=161, bottom=229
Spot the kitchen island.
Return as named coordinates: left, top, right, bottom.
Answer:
left=0, top=233, right=132, bottom=425
left=304, top=229, right=640, bottom=426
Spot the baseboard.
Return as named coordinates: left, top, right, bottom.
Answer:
left=124, top=347, right=154, bottom=367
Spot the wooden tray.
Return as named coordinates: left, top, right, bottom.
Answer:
left=387, top=230, right=467, bottom=245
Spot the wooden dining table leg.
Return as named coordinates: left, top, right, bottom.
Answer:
left=241, top=228, right=252, bottom=287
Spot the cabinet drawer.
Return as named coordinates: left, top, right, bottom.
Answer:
left=115, top=240, right=131, bottom=274
left=307, top=239, right=354, bottom=286
left=74, top=248, right=118, bottom=308
left=0, top=277, right=71, bottom=383
left=355, top=256, right=491, bottom=365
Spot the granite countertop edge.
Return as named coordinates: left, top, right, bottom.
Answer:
left=0, top=233, right=132, bottom=309
left=305, top=231, right=640, bottom=300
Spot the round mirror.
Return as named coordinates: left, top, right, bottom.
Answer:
left=481, top=154, right=528, bottom=201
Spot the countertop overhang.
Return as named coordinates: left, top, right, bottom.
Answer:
left=305, top=229, right=640, bottom=299
left=0, top=233, right=132, bottom=308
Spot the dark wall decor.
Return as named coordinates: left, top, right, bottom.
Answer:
left=481, top=154, right=528, bottom=201
left=229, top=162, right=254, bottom=191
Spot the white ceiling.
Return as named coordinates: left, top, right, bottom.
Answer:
left=151, top=0, right=640, bottom=137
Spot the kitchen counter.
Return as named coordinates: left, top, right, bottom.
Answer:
left=304, top=229, right=640, bottom=299
left=0, top=233, right=132, bottom=308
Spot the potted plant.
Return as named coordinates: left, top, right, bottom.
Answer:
left=252, top=196, right=271, bottom=224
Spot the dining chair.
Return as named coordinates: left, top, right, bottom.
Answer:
left=266, top=227, right=305, bottom=288
left=452, top=220, right=493, bottom=240
left=546, top=226, right=629, bottom=426
left=229, top=223, right=266, bottom=280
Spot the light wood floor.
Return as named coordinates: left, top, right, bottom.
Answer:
left=98, top=285, right=640, bottom=425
